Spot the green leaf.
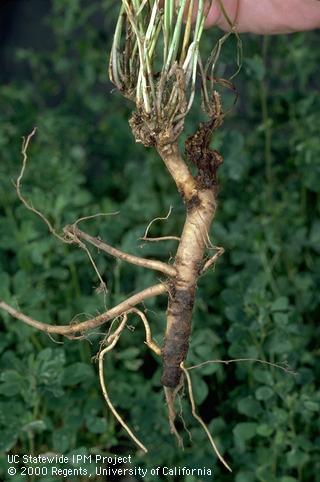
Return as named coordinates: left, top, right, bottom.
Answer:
left=62, top=363, right=94, bottom=386
left=256, top=424, right=274, bottom=437
left=36, top=348, right=65, bottom=397
left=192, top=375, right=209, bottom=405
left=287, top=449, right=310, bottom=468
left=123, top=359, right=143, bottom=371
left=271, top=297, right=289, bottom=311
left=303, top=400, right=319, bottom=412
left=0, top=370, right=23, bottom=397
left=52, top=428, right=70, bottom=453
left=0, top=272, right=10, bottom=299
left=116, top=347, right=143, bottom=371
left=86, top=416, right=107, bottom=434
left=256, top=466, right=277, bottom=482
left=237, top=396, right=262, bottom=418
left=0, top=336, right=10, bottom=355
left=273, top=312, right=289, bottom=324
left=116, top=347, right=140, bottom=360
left=223, top=131, right=248, bottom=181
left=208, top=417, right=226, bottom=435
left=253, top=368, right=274, bottom=386
left=274, top=430, right=286, bottom=447
left=236, top=471, right=255, bottom=482
left=266, top=334, right=292, bottom=354
left=233, top=422, right=257, bottom=443
left=255, top=386, right=274, bottom=401
left=0, top=429, right=18, bottom=452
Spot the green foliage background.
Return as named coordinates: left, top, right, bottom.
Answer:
left=0, top=1, right=319, bottom=481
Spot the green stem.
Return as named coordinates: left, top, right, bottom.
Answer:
left=180, top=0, right=194, bottom=64
left=164, top=0, right=174, bottom=62
left=165, top=0, right=188, bottom=69
left=110, top=4, right=125, bottom=89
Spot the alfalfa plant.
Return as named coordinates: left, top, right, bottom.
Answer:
left=108, top=1, right=241, bottom=465
left=0, top=0, right=294, bottom=472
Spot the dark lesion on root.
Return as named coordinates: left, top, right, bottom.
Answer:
left=186, top=193, right=201, bottom=212
left=185, top=119, right=223, bottom=191
left=196, top=259, right=206, bottom=275
left=161, top=287, right=195, bottom=388
left=129, top=111, right=158, bottom=147
left=185, top=91, right=224, bottom=192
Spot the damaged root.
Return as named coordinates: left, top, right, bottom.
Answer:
left=161, top=287, right=195, bottom=388
left=185, top=92, right=224, bottom=191
left=129, top=65, right=188, bottom=147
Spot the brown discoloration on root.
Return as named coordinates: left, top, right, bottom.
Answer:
left=196, top=259, right=206, bottom=275
left=160, top=186, right=217, bottom=388
left=158, top=95, right=224, bottom=389
left=185, top=91, right=224, bottom=191
left=129, top=111, right=158, bottom=147
left=186, top=194, right=201, bottom=213
left=161, top=287, right=195, bottom=387
left=185, top=119, right=223, bottom=191
left=128, top=66, right=188, bottom=149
